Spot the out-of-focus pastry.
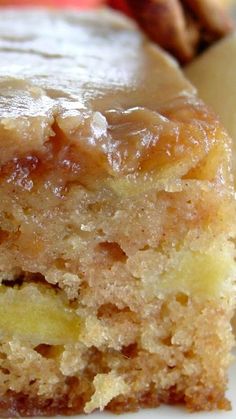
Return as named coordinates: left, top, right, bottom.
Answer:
left=109, top=0, right=234, bottom=62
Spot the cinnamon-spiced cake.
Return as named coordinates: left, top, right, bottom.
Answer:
left=0, top=8, right=235, bottom=416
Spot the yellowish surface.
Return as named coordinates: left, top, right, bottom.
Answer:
left=136, top=246, right=235, bottom=299
left=160, top=250, right=234, bottom=297
left=0, top=284, right=81, bottom=345
left=84, top=372, right=129, bottom=414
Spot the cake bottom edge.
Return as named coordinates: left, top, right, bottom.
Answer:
left=0, top=383, right=231, bottom=417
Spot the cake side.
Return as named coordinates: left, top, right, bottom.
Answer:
left=0, top=8, right=235, bottom=417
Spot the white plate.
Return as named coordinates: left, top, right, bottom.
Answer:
left=39, top=359, right=235, bottom=419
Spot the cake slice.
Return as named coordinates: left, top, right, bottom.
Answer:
left=0, top=8, right=235, bottom=417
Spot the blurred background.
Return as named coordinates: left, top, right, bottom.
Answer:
left=0, top=0, right=233, bottom=8
left=0, top=0, right=104, bottom=6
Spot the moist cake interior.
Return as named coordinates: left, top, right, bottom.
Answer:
left=0, top=8, right=235, bottom=417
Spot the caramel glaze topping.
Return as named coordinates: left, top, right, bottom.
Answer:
left=0, top=9, right=232, bottom=197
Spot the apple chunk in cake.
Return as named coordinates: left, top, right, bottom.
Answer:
left=0, top=7, right=235, bottom=417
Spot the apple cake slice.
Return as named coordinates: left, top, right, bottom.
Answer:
left=0, top=7, right=235, bottom=417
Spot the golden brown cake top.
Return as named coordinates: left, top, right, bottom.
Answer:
left=0, top=8, right=193, bottom=115
left=0, top=8, right=232, bottom=191
left=0, top=9, right=195, bottom=156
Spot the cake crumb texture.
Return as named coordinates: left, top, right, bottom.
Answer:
left=0, top=8, right=235, bottom=417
